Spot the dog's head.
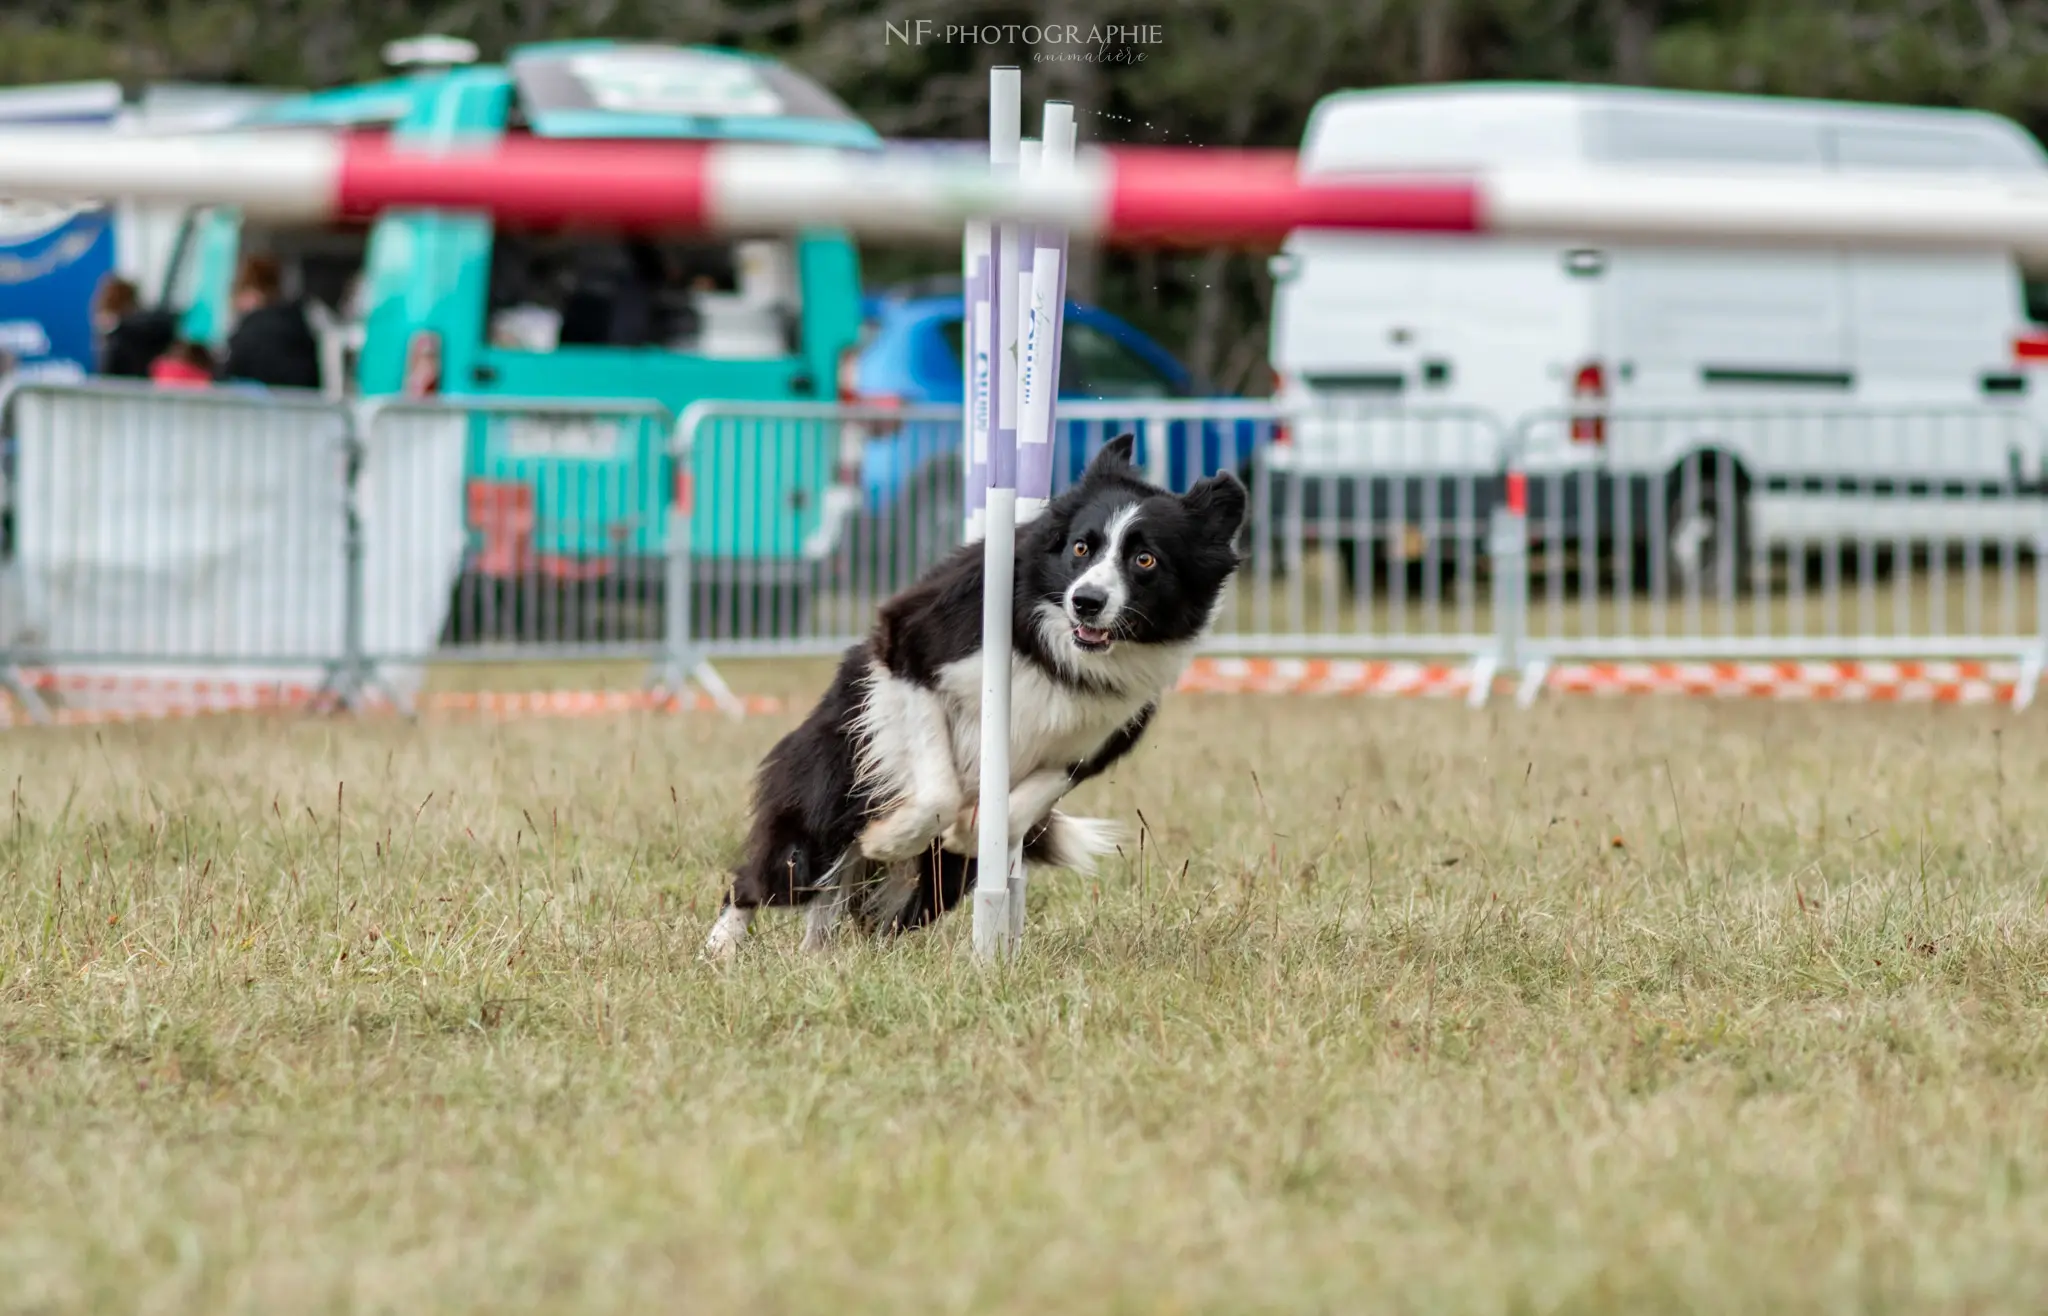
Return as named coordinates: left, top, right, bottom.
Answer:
left=1021, top=433, right=1247, bottom=664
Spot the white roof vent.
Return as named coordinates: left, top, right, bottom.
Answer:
left=382, top=35, right=480, bottom=71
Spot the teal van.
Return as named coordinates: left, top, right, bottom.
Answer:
left=153, top=39, right=881, bottom=638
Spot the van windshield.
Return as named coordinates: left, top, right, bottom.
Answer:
left=484, top=230, right=800, bottom=358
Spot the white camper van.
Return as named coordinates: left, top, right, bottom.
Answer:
left=1267, top=83, right=2048, bottom=587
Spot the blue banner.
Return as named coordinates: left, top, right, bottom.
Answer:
left=0, top=203, right=117, bottom=382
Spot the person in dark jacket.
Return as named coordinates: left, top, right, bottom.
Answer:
left=92, top=275, right=177, bottom=379
left=218, top=255, right=321, bottom=390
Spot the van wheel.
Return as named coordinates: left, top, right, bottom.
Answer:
left=1664, top=460, right=1752, bottom=598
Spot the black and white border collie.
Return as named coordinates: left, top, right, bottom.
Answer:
left=703, top=433, right=1248, bottom=957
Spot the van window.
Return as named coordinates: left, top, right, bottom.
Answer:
left=939, top=316, right=1183, bottom=399
left=1593, top=105, right=1826, bottom=167
left=483, top=231, right=800, bottom=358
left=1828, top=124, right=2010, bottom=172
left=1060, top=322, right=1181, bottom=398
left=159, top=208, right=212, bottom=314
left=2025, top=279, right=2048, bottom=326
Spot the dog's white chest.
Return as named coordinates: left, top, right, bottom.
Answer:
left=934, top=650, right=1171, bottom=782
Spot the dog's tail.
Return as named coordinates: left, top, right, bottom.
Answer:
left=1022, top=810, right=1131, bottom=875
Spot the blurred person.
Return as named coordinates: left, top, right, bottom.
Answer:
left=149, top=340, right=216, bottom=389
left=92, top=274, right=176, bottom=379
left=218, top=255, right=321, bottom=390
left=611, top=239, right=669, bottom=346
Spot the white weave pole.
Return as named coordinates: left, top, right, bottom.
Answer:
left=962, top=217, right=990, bottom=542
left=1004, top=101, right=1076, bottom=945
left=971, top=66, right=1023, bottom=962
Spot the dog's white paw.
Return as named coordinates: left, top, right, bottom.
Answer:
left=1033, top=812, right=1131, bottom=874
left=701, top=905, right=753, bottom=961
left=859, top=804, right=950, bottom=863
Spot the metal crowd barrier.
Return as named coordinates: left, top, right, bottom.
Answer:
left=0, top=379, right=358, bottom=718
left=0, top=381, right=731, bottom=721
left=5, top=381, right=2047, bottom=719
left=667, top=397, right=1506, bottom=665
left=358, top=396, right=680, bottom=661
left=1501, top=405, right=2048, bottom=695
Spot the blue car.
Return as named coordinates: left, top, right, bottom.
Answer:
left=837, top=286, right=1268, bottom=534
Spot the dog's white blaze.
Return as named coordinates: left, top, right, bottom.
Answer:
left=1065, top=503, right=1142, bottom=629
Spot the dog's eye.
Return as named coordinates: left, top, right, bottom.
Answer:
left=1134, top=552, right=1157, bottom=570
left=1072, top=540, right=1089, bottom=558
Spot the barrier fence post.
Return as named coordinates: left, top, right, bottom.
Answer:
left=2026, top=472, right=2048, bottom=711
left=1493, top=465, right=1534, bottom=710
left=0, top=382, right=49, bottom=725
left=972, top=65, right=1023, bottom=962
left=656, top=407, right=742, bottom=718
left=321, top=408, right=375, bottom=713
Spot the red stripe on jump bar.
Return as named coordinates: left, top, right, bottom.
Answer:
left=333, top=135, right=1482, bottom=243
left=334, top=133, right=712, bottom=231
left=1104, top=148, right=1485, bottom=244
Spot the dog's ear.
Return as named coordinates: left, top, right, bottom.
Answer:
left=1083, top=432, right=1137, bottom=479
left=1182, top=470, right=1248, bottom=537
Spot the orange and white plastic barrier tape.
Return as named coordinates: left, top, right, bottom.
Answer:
left=1177, top=657, right=1479, bottom=698
left=4, top=658, right=2041, bottom=727
left=1175, top=657, right=2039, bottom=705
left=0, top=669, right=785, bottom=725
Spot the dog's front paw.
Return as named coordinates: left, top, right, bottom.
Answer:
left=939, top=801, right=979, bottom=854
left=859, top=804, right=949, bottom=863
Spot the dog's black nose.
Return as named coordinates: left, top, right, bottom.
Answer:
left=1070, top=585, right=1109, bottom=620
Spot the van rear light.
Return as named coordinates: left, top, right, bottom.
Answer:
left=2014, top=333, right=2048, bottom=363
left=1570, top=360, right=1607, bottom=446
left=403, top=330, right=442, bottom=398
left=1271, top=369, right=1292, bottom=446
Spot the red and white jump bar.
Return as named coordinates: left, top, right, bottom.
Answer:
left=11, top=126, right=2048, bottom=254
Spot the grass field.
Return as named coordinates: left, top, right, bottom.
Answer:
left=5, top=669, right=2048, bottom=1313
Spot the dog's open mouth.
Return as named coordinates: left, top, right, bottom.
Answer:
left=1072, top=624, right=1114, bottom=653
